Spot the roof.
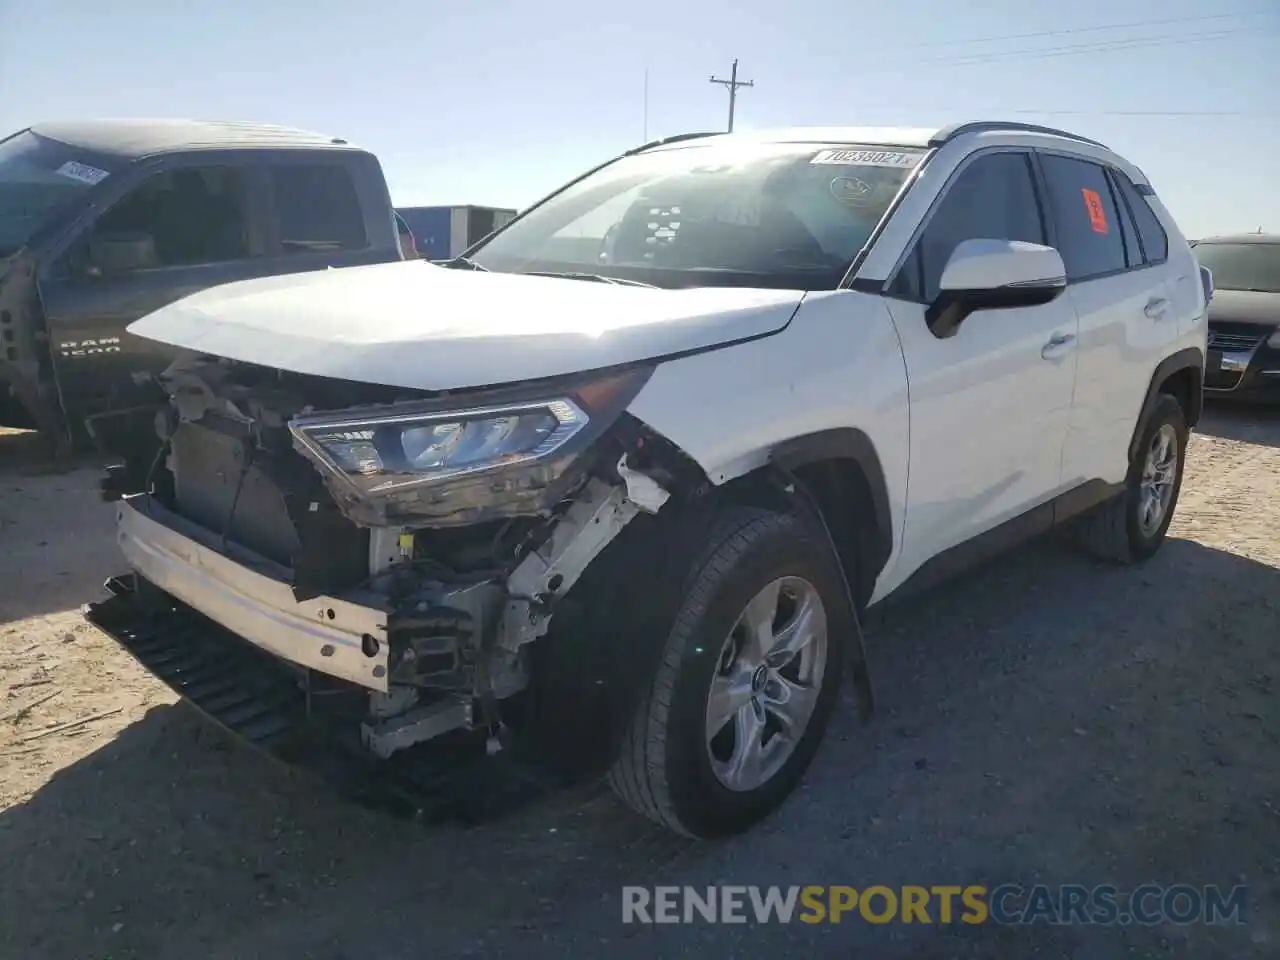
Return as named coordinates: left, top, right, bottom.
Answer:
left=28, top=119, right=359, bottom=159
left=638, top=120, right=1109, bottom=153
left=631, top=120, right=1148, bottom=190
left=643, top=127, right=939, bottom=151
left=1194, top=233, right=1278, bottom=245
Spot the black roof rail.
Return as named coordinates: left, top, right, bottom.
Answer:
left=929, top=121, right=1109, bottom=150
left=624, top=131, right=723, bottom=156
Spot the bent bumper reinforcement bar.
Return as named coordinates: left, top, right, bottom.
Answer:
left=114, top=494, right=391, bottom=691
left=82, top=579, right=598, bottom=824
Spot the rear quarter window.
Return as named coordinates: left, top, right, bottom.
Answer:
left=1112, top=171, right=1168, bottom=263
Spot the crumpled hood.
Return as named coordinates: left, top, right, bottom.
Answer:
left=1207, top=288, right=1280, bottom=327
left=127, top=260, right=806, bottom=391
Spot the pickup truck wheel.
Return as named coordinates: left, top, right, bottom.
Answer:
left=607, top=506, right=850, bottom=838
left=1072, top=393, right=1188, bottom=563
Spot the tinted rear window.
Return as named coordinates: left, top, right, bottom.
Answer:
left=270, top=164, right=367, bottom=253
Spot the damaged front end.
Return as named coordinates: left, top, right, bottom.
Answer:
left=87, top=353, right=687, bottom=768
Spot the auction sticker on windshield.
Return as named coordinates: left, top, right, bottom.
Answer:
left=55, top=161, right=110, bottom=186
left=809, top=149, right=922, bottom=169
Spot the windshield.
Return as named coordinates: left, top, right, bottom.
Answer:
left=467, top=141, right=926, bottom=290
left=0, top=130, right=117, bottom=258
left=1193, top=241, right=1280, bottom=294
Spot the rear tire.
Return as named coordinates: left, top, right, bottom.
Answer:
left=1071, top=393, right=1188, bottom=564
left=607, top=506, right=850, bottom=839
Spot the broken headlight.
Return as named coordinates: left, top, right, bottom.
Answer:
left=298, top=399, right=587, bottom=490
left=287, top=367, right=653, bottom=517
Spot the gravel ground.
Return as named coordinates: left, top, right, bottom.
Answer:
left=1, top=406, right=1278, bottom=960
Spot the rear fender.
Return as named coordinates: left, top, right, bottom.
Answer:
left=1128, top=346, right=1204, bottom=462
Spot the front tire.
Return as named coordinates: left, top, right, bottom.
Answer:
left=607, top=506, right=850, bottom=839
left=1072, top=393, right=1188, bottom=563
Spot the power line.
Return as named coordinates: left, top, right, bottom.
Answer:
left=903, top=9, right=1273, bottom=48
left=920, top=30, right=1249, bottom=66
left=688, top=19, right=1274, bottom=137
left=874, top=29, right=1271, bottom=72
left=892, top=108, right=1277, bottom=119
left=1001, top=108, right=1277, bottom=117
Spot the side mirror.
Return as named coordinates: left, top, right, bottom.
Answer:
left=86, top=231, right=159, bottom=277
left=926, top=238, right=1067, bottom=338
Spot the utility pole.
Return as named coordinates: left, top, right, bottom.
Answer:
left=643, top=68, right=649, bottom=140
left=709, top=58, right=754, bottom=133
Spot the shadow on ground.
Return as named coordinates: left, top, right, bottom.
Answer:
left=2, top=535, right=1276, bottom=959
left=1198, top=402, right=1280, bottom=448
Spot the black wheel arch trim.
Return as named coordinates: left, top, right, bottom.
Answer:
left=766, top=427, right=894, bottom=581
left=1128, top=346, right=1204, bottom=463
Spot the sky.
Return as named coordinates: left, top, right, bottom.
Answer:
left=1, top=0, right=1276, bottom=239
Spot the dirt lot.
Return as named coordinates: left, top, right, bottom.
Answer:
left=1, top=409, right=1278, bottom=960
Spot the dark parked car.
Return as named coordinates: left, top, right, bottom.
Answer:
left=0, top=119, right=405, bottom=456
left=1193, top=233, right=1280, bottom=401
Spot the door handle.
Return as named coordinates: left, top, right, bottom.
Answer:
left=1144, top=297, right=1170, bottom=319
left=1041, top=332, right=1076, bottom=360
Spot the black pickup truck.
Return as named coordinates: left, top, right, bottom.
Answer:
left=0, top=119, right=404, bottom=456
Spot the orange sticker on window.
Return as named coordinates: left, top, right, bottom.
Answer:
left=1081, top=188, right=1109, bottom=234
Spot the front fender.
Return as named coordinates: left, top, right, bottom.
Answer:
left=768, top=427, right=893, bottom=581
left=625, top=290, right=909, bottom=591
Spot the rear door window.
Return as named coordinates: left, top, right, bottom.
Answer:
left=1039, top=154, right=1128, bottom=282
left=269, top=164, right=367, bottom=253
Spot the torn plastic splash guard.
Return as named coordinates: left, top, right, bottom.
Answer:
left=83, top=576, right=597, bottom=825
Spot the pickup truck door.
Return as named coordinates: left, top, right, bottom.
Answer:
left=256, top=153, right=403, bottom=277
left=37, top=154, right=270, bottom=436
left=882, top=149, right=1081, bottom=581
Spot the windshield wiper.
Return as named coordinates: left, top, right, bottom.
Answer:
left=523, top=270, right=655, bottom=288
left=438, top=256, right=489, bottom=271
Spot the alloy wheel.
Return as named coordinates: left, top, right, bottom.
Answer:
left=704, top=576, right=829, bottom=793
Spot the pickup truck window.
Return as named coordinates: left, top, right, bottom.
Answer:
left=58, top=165, right=252, bottom=276
left=890, top=151, right=1046, bottom=303
left=467, top=141, right=925, bottom=290
left=270, top=164, right=367, bottom=254
left=0, top=130, right=119, bottom=258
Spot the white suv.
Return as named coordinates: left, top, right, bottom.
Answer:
left=87, top=121, right=1207, bottom=839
